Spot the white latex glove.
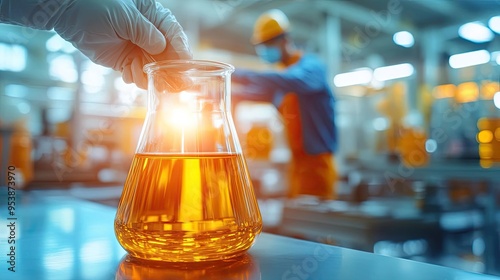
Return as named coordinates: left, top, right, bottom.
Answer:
left=0, top=0, right=192, bottom=89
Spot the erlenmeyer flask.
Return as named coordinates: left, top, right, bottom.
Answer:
left=114, top=60, right=262, bottom=262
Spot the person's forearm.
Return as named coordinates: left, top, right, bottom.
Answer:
left=0, top=0, right=68, bottom=29
left=234, top=67, right=324, bottom=94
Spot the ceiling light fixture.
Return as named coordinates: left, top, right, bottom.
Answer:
left=488, top=16, right=500, bottom=34
left=373, top=63, right=414, bottom=81
left=494, top=92, right=500, bottom=109
left=490, top=51, right=500, bottom=64
left=458, top=21, right=494, bottom=43
left=393, top=31, right=414, bottom=48
left=333, top=68, right=372, bottom=87
left=449, top=50, right=490, bottom=69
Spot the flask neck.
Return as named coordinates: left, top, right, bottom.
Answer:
left=137, top=75, right=240, bottom=154
left=148, top=74, right=231, bottom=112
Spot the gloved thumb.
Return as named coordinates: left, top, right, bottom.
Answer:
left=118, top=13, right=167, bottom=55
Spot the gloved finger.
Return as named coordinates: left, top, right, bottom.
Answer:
left=166, top=31, right=192, bottom=59
left=147, top=63, right=194, bottom=93
left=114, top=9, right=167, bottom=56
left=151, top=32, right=191, bottom=61
left=130, top=56, right=148, bottom=89
left=122, top=63, right=134, bottom=84
left=161, top=14, right=192, bottom=60
left=144, top=3, right=192, bottom=60
left=122, top=55, right=148, bottom=89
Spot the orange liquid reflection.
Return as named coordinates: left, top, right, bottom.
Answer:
left=115, top=253, right=260, bottom=280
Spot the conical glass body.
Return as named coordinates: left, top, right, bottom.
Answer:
left=114, top=60, right=262, bottom=262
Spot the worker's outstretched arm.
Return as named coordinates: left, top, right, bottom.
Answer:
left=233, top=55, right=328, bottom=98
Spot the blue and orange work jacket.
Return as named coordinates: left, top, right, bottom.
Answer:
left=233, top=53, right=337, bottom=199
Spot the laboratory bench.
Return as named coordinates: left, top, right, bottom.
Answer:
left=1, top=190, right=499, bottom=280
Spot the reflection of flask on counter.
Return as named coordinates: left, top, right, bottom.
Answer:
left=116, top=253, right=260, bottom=280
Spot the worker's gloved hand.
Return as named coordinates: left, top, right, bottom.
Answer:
left=0, top=0, right=192, bottom=89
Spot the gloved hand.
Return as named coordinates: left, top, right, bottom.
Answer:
left=0, top=0, right=192, bottom=89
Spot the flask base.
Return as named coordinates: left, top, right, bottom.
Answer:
left=115, top=221, right=261, bottom=262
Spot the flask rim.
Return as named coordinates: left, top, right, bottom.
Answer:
left=143, top=60, right=235, bottom=75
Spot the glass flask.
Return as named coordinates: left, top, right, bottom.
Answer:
left=114, top=60, right=262, bottom=262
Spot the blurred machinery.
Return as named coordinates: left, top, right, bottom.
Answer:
left=233, top=101, right=289, bottom=198
left=430, top=81, right=500, bottom=163
left=477, top=118, right=500, bottom=166
left=0, top=97, right=34, bottom=188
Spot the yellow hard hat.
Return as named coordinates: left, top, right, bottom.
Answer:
left=251, top=9, right=290, bottom=45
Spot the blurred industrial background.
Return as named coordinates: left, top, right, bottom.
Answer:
left=1, top=0, right=500, bottom=276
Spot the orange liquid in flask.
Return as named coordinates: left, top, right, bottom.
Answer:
left=115, top=153, right=262, bottom=262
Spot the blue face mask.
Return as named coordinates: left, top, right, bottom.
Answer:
left=255, top=45, right=282, bottom=63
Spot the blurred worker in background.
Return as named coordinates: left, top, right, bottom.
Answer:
left=0, top=0, right=192, bottom=89
left=233, top=9, right=338, bottom=199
